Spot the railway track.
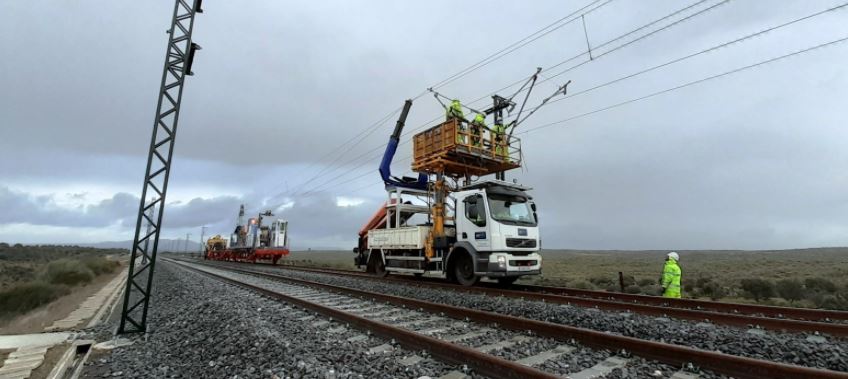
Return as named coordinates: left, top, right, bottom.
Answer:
left=209, top=262, right=848, bottom=337
left=173, top=259, right=848, bottom=379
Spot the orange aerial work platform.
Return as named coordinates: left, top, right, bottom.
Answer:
left=412, top=118, right=521, bottom=177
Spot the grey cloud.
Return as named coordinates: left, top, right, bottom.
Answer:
left=0, top=187, right=136, bottom=227
left=0, top=186, right=242, bottom=231
left=2, top=1, right=848, bottom=249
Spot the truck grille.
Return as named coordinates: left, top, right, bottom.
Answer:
left=506, top=238, right=536, bottom=248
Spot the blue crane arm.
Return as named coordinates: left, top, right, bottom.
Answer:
left=379, top=99, right=428, bottom=190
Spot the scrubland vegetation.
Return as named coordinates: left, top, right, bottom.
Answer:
left=0, top=244, right=125, bottom=320
left=536, top=248, right=848, bottom=310
left=284, top=248, right=848, bottom=310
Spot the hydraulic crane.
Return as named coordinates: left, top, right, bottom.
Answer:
left=355, top=67, right=569, bottom=285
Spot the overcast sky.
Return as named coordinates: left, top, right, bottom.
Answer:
left=1, top=0, right=847, bottom=250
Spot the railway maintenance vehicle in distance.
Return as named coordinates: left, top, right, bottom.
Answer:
left=354, top=69, right=568, bottom=285
left=205, top=204, right=290, bottom=264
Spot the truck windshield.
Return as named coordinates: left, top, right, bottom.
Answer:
left=487, top=194, right=536, bottom=226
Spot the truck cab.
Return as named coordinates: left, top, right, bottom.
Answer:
left=449, top=180, right=542, bottom=285
left=355, top=179, right=542, bottom=286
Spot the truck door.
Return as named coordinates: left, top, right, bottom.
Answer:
left=459, top=193, right=490, bottom=250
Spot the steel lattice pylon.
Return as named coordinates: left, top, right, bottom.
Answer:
left=118, top=0, right=202, bottom=334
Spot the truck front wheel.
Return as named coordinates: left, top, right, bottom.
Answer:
left=368, top=250, right=388, bottom=277
left=453, top=253, right=479, bottom=286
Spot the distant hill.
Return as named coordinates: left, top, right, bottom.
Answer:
left=76, top=239, right=202, bottom=252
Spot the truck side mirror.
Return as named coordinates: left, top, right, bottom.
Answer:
left=529, top=202, right=538, bottom=223
left=352, top=247, right=359, bottom=254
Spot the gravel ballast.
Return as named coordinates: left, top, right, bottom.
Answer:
left=223, top=262, right=848, bottom=373
left=81, top=262, right=467, bottom=378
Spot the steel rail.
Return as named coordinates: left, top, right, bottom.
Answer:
left=213, top=262, right=848, bottom=335
left=167, top=259, right=559, bottom=379
left=192, top=261, right=848, bottom=379
left=273, top=263, right=848, bottom=322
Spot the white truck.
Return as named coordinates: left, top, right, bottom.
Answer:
left=356, top=79, right=562, bottom=285
left=355, top=179, right=541, bottom=285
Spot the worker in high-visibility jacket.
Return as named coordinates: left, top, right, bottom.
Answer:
left=470, top=113, right=487, bottom=147
left=446, top=99, right=464, bottom=120
left=446, top=99, right=467, bottom=145
left=492, top=122, right=507, bottom=159
left=661, top=251, right=682, bottom=298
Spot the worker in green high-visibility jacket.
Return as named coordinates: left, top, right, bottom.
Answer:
left=492, top=122, right=507, bottom=159
left=470, top=113, right=487, bottom=147
left=446, top=99, right=464, bottom=120
left=446, top=99, right=467, bottom=145
left=661, top=251, right=682, bottom=298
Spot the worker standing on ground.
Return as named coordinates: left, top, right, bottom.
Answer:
left=445, top=99, right=467, bottom=145
left=470, top=113, right=487, bottom=147
left=492, top=122, right=507, bottom=159
left=660, top=252, right=682, bottom=298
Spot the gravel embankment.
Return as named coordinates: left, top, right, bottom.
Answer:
left=81, top=262, right=465, bottom=378
left=229, top=263, right=848, bottom=373
left=201, top=263, right=695, bottom=379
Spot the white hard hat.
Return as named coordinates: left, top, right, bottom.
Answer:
left=667, top=251, right=679, bottom=261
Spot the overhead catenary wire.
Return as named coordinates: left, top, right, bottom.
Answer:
left=276, top=0, right=718, bottom=203
left=274, top=106, right=402, bottom=200
left=259, top=1, right=622, bottom=207
left=519, top=35, right=848, bottom=135
left=343, top=34, right=848, bottom=197
left=517, top=1, right=848, bottom=114
left=452, top=0, right=720, bottom=115
left=279, top=0, right=735, bottom=200
left=429, top=0, right=614, bottom=90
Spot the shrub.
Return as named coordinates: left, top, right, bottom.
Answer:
left=740, top=278, right=775, bottom=302
left=571, top=281, right=594, bottom=290
left=42, top=259, right=94, bottom=286
left=82, top=257, right=120, bottom=275
left=0, top=281, right=69, bottom=319
left=776, top=279, right=804, bottom=302
left=0, top=242, right=9, bottom=249
left=811, top=294, right=848, bottom=310
left=589, top=276, right=615, bottom=287
left=699, top=281, right=726, bottom=300
left=624, top=285, right=642, bottom=294
left=643, top=284, right=663, bottom=296
left=804, top=278, right=837, bottom=294
left=621, top=275, right=636, bottom=287
left=604, top=285, right=619, bottom=292
left=695, top=277, right=715, bottom=288
left=682, top=278, right=696, bottom=293
left=637, top=278, right=656, bottom=287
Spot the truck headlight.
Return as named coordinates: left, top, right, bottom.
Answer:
left=497, top=255, right=506, bottom=268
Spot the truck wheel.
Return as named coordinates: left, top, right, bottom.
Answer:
left=369, top=251, right=388, bottom=278
left=453, top=254, right=479, bottom=286
left=497, top=277, right=518, bottom=286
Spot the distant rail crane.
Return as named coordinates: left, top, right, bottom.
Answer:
left=204, top=204, right=290, bottom=264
